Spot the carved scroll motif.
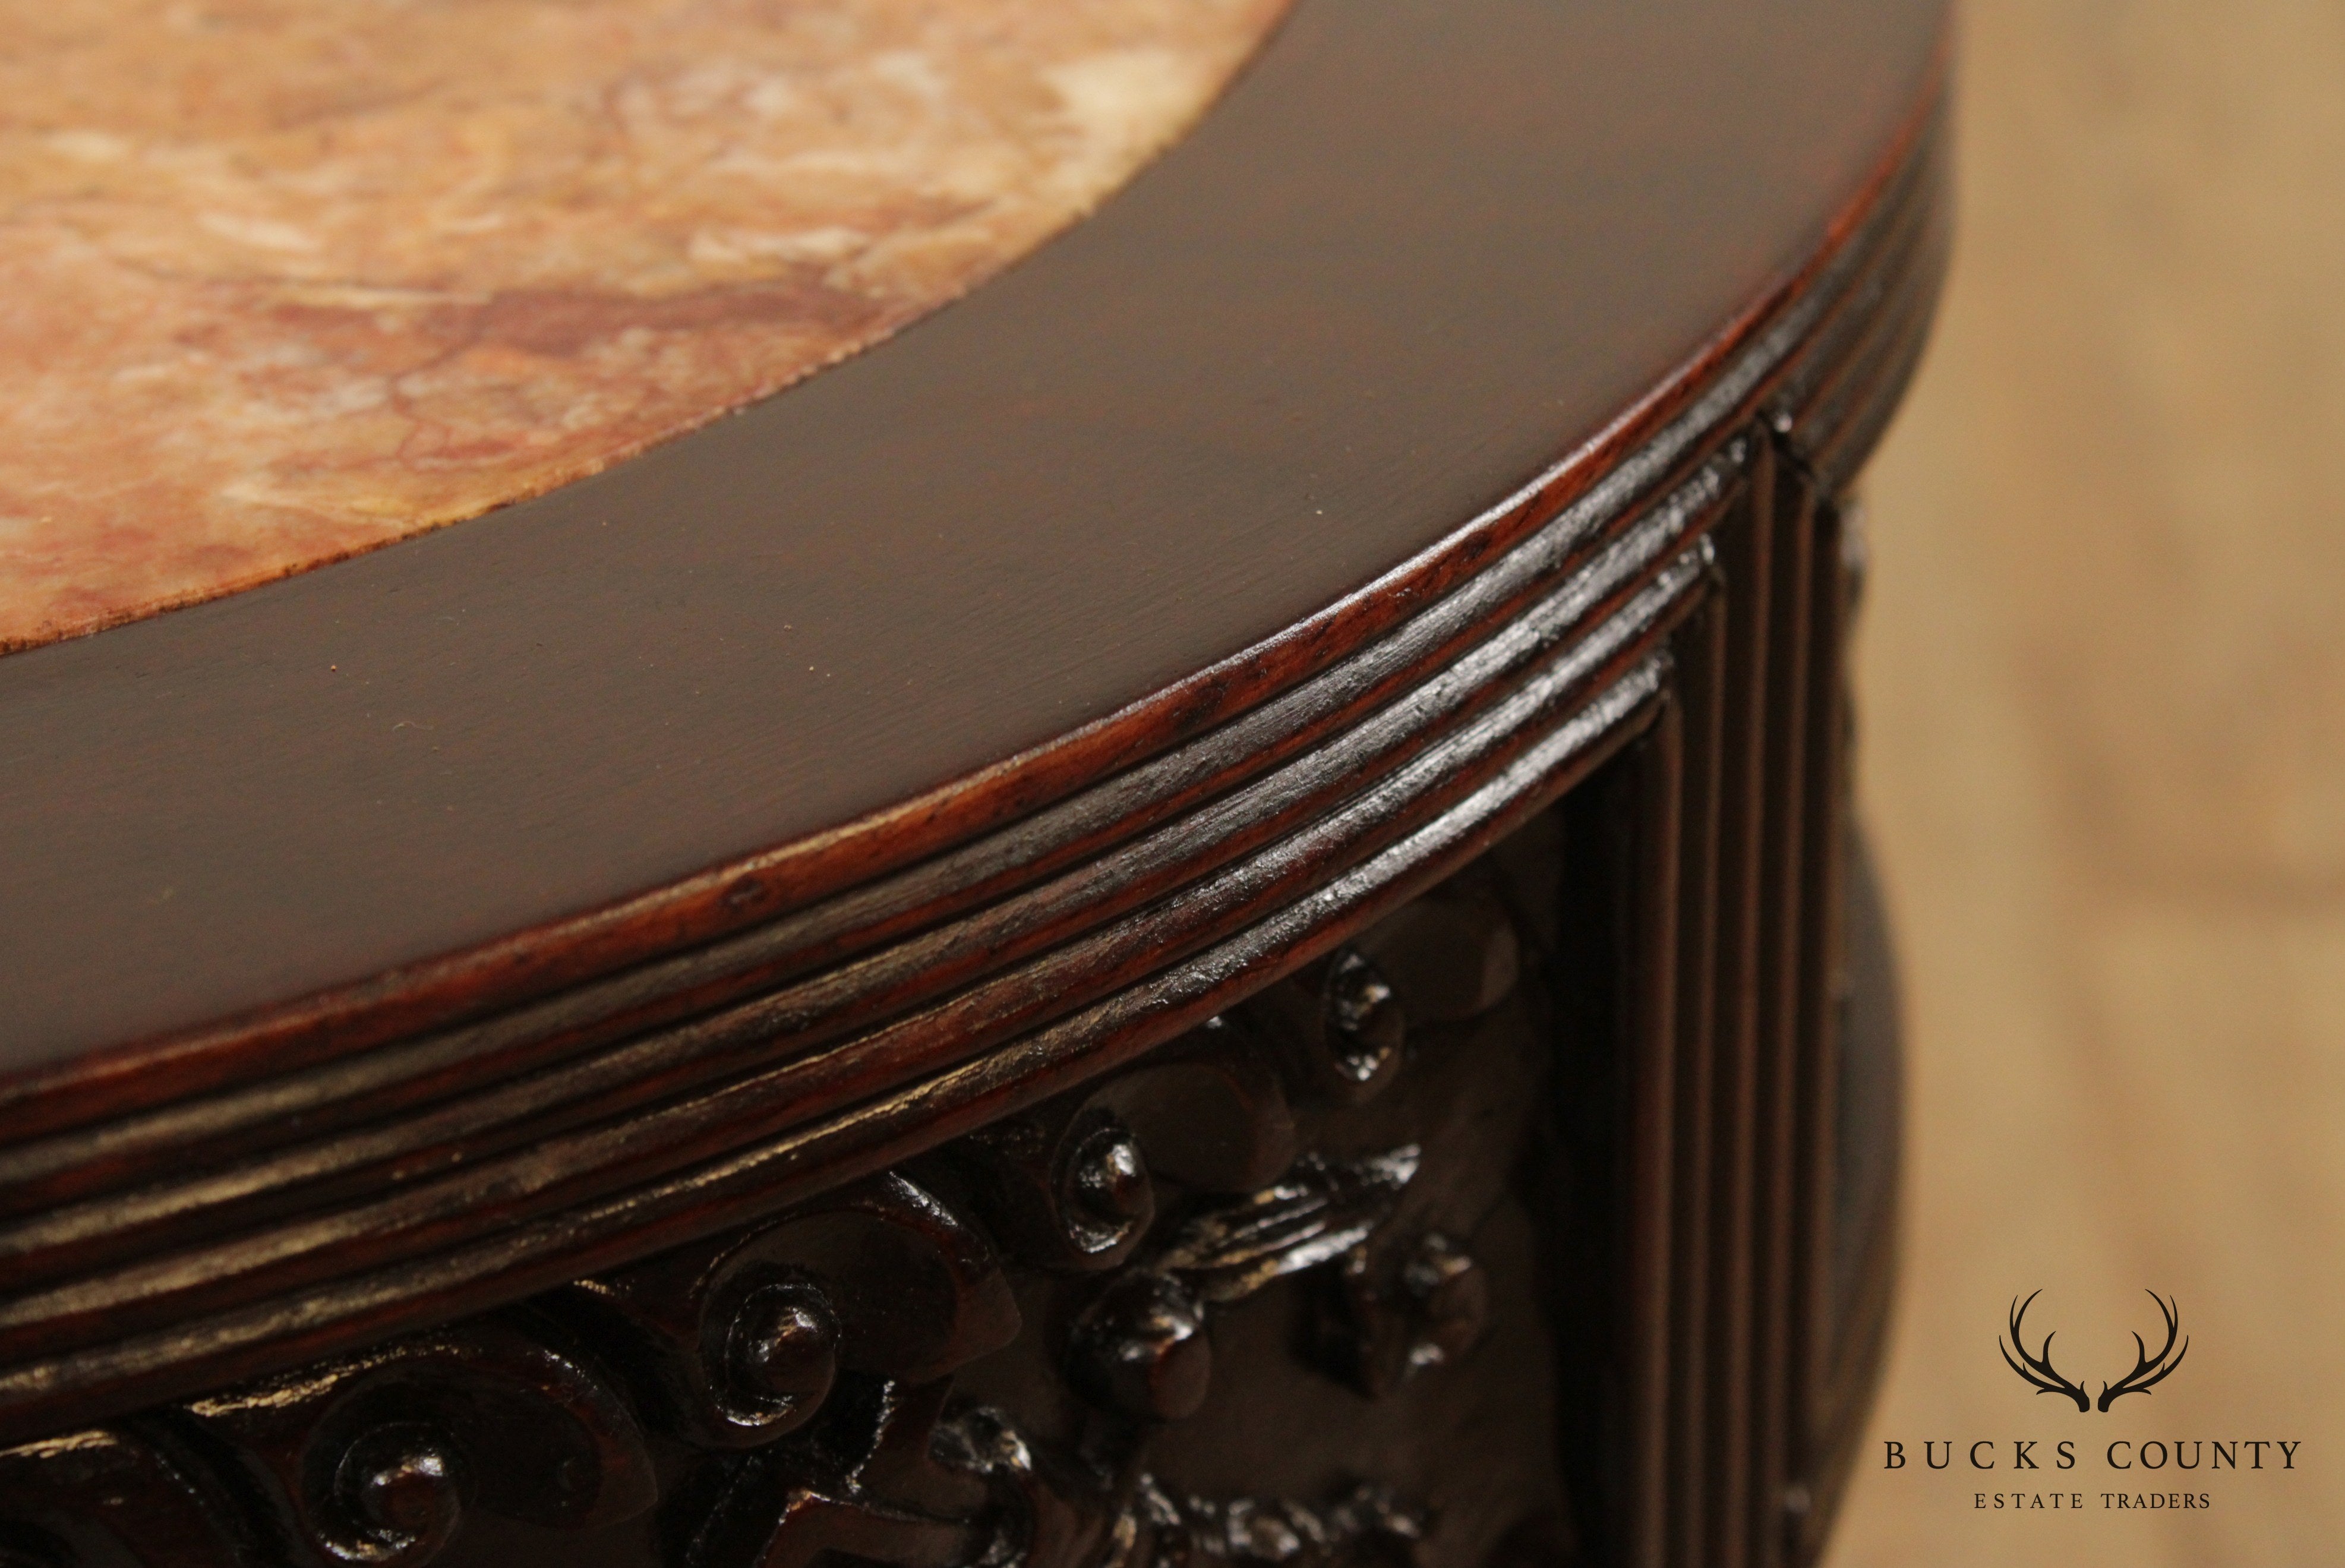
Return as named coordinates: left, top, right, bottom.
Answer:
left=178, top=1321, right=660, bottom=1567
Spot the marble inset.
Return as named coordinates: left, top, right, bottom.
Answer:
left=0, top=0, right=1288, bottom=650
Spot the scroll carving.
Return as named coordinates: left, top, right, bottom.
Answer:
left=175, top=1320, right=658, bottom=1566
left=556, top=1173, right=1020, bottom=1449
left=912, top=1103, right=1156, bottom=1273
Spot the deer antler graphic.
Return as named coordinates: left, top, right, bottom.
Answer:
left=2097, top=1291, right=2188, bottom=1411
left=1999, top=1290, right=2090, bottom=1412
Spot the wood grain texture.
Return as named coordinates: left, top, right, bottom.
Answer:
left=0, top=0, right=1945, bottom=1076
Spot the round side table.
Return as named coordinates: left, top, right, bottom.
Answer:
left=0, top=2, right=1945, bottom=1564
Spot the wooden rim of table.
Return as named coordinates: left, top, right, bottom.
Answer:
left=0, top=0, right=1948, bottom=1438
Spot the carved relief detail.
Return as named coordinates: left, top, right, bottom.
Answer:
left=178, top=1321, right=661, bottom=1567
left=0, top=873, right=1538, bottom=1568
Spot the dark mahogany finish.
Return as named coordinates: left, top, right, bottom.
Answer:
left=0, top=0, right=1941, bottom=1071
left=0, top=0, right=1947, bottom=1564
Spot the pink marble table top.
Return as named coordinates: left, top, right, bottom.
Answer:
left=0, top=0, right=1287, bottom=651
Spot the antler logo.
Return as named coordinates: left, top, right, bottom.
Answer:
left=1998, top=1290, right=2189, bottom=1414
left=1999, top=1290, right=2090, bottom=1412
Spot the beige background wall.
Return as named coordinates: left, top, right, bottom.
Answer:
left=1824, top=1, right=2345, bottom=1563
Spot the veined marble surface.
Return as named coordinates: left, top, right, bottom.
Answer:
left=0, top=0, right=1287, bottom=651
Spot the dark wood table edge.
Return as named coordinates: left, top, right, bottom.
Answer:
left=0, top=58, right=1952, bottom=1447
left=0, top=37, right=1949, bottom=1138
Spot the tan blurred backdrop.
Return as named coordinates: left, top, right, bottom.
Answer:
left=1823, top=1, right=2345, bottom=1564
